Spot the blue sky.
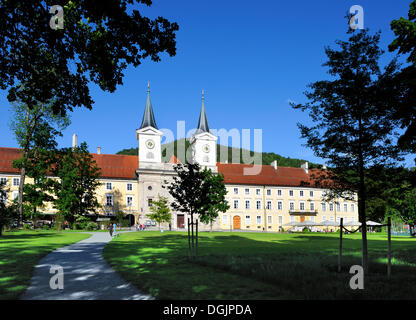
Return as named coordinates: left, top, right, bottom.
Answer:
left=0, top=0, right=414, bottom=166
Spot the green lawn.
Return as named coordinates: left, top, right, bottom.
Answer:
left=0, top=230, right=91, bottom=299
left=103, top=231, right=416, bottom=300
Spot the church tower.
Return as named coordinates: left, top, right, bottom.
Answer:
left=136, top=83, right=163, bottom=169
left=189, top=90, right=218, bottom=172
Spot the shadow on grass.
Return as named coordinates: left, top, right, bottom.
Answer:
left=0, top=231, right=90, bottom=300
left=103, top=232, right=416, bottom=300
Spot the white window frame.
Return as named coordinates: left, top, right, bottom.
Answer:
left=277, top=201, right=283, bottom=210
left=256, top=215, right=261, bottom=224
left=310, top=190, right=314, bottom=197
left=233, top=187, right=238, bottom=195
left=245, top=215, right=251, bottom=225
left=278, top=215, right=283, bottom=225
left=245, top=200, right=250, bottom=209
left=322, top=203, right=326, bottom=211
left=266, top=201, right=272, bottom=210
left=277, top=189, right=282, bottom=196
left=126, top=195, right=133, bottom=207
left=256, top=188, right=261, bottom=195
left=127, top=183, right=133, bottom=191
left=233, top=199, right=239, bottom=209
left=106, top=182, right=112, bottom=190
left=329, top=203, right=334, bottom=211
left=267, top=215, right=272, bottom=224
left=310, top=202, right=315, bottom=211
left=289, top=201, right=295, bottom=212
left=289, top=190, right=294, bottom=197
left=266, top=189, right=271, bottom=196
left=106, top=194, right=113, bottom=206
left=245, top=188, right=250, bottom=195
left=300, top=190, right=304, bottom=197
left=13, top=177, right=20, bottom=186
left=12, top=190, right=19, bottom=200
left=299, top=201, right=305, bottom=211
left=256, top=200, right=262, bottom=210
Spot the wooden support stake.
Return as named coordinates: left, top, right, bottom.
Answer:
left=187, top=218, right=191, bottom=259
left=338, top=218, right=343, bottom=273
left=196, top=219, right=199, bottom=258
left=388, top=217, right=391, bottom=279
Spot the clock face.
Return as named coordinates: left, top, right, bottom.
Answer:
left=146, top=139, right=155, bottom=149
left=203, top=144, right=210, bottom=153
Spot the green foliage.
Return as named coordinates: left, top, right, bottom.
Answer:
left=0, top=1, right=179, bottom=116
left=388, top=1, right=416, bottom=153
left=148, top=195, right=171, bottom=230
left=23, top=224, right=31, bottom=230
left=42, top=224, right=50, bottom=230
left=85, top=222, right=99, bottom=231
left=52, top=142, right=102, bottom=225
left=0, top=182, right=18, bottom=236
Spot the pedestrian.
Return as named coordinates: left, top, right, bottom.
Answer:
left=108, top=223, right=113, bottom=237
left=113, top=223, right=117, bottom=236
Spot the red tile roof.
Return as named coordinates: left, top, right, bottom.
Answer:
left=217, top=162, right=327, bottom=188
left=0, top=147, right=326, bottom=187
left=0, top=147, right=138, bottom=180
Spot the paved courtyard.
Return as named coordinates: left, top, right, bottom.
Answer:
left=20, top=232, right=154, bottom=300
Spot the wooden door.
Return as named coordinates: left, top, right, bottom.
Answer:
left=300, top=216, right=305, bottom=222
left=177, top=214, right=185, bottom=229
left=233, top=216, right=241, bottom=230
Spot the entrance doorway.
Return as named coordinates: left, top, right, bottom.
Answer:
left=177, top=214, right=185, bottom=229
left=300, top=216, right=305, bottom=223
left=233, top=216, right=241, bottom=230
left=125, top=214, right=135, bottom=227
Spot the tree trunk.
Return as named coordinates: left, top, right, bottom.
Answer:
left=358, top=115, right=368, bottom=274
left=191, top=212, right=194, bottom=259
left=18, top=166, right=26, bottom=225
left=0, top=224, right=3, bottom=237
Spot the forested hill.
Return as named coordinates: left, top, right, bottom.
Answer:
left=116, top=139, right=322, bottom=169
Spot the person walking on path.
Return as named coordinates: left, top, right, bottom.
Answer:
left=113, top=223, right=117, bottom=237
left=108, top=223, right=113, bottom=237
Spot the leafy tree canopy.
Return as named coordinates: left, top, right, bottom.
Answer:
left=0, top=1, right=179, bottom=115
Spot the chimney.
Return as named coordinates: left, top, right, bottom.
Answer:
left=97, top=147, right=101, bottom=155
left=72, top=134, right=77, bottom=148
left=301, top=161, right=309, bottom=174
left=322, top=164, right=327, bottom=170
left=271, top=160, right=277, bottom=170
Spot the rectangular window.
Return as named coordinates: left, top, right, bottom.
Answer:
left=245, top=200, right=250, bottom=209
left=245, top=188, right=250, bottom=195
left=256, top=215, right=261, bottom=224
left=323, top=215, right=326, bottom=221
left=289, top=190, right=294, bottom=197
left=310, top=190, right=314, bottom=197
left=127, top=183, right=133, bottom=191
left=278, top=216, right=283, bottom=224
left=245, top=215, right=251, bottom=225
left=13, top=178, right=20, bottom=186
left=300, top=190, right=304, bottom=197
left=234, top=200, right=239, bottom=209
left=289, top=201, right=295, bottom=212
left=126, top=196, right=133, bottom=207
left=267, top=216, right=272, bottom=224
left=278, top=201, right=283, bottom=210
left=329, top=203, right=334, bottom=211
left=330, top=216, right=334, bottom=221
left=148, top=198, right=153, bottom=207
left=267, top=201, right=272, bottom=210
left=106, top=182, right=112, bottom=190
left=266, top=189, right=271, bottom=196
left=322, top=203, right=326, bottom=211
left=336, top=202, right=340, bottom=211
left=223, top=214, right=228, bottom=223
left=106, top=194, right=113, bottom=206
left=0, top=177, right=7, bottom=185
left=233, top=188, right=238, bottom=195
left=310, top=216, right=315, bottom=222
left=277, top=189, right=282, bottom=196
left=351, top=204, right=355, bottom=212
left=300, top=202, right=305, bottom=211
left=322, top=191, right=326, bottom=197
left=256, top=200, right=261, bottom=210
left=310, top=202, right=315, bottom=211
left=256, top=189, right=261, bottom=195
left=290, top=216, right=295, bottom=222
left=344, top=203, right=348, bottom=212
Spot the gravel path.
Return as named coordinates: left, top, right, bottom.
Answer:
left=20, top=232, right=154, bottom=300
